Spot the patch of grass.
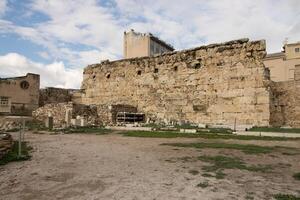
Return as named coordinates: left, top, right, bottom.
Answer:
left=215, top=171, right=226, bottom=179
left=274, top=194, right=300, bottom=200
left=174, top=123, right=199, bottom=130
left=62, top=126, right=112, bottom=134
left=121, top=131, right=298, bottom=141
left=202, top=173, right=214, bottom=177
left=197, top=155, right=272, bottom=179
left=245, top=195, right=254, bottom=200
left=26, top=120, right=48, bottom=131
left=293, top=172, right=300, bottom=181
left=162, top=142, right=277, bottom=154
left=188, top=170, right=199, bottom=175
left=249, top=127, right=300, bottom=133
left=197, top=128, right=233, bottom=134
left=196, top=181, right=209, bottom=188
left=199, top=155, right=272, bottom=173
left=6, top=128, right=21, bottom=132
left=0, top=142, right=31, bottom=165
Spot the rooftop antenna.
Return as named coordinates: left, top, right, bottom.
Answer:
left=283, top=37, right=289, bottom=46
left=282, top=38, right=289, bottom=52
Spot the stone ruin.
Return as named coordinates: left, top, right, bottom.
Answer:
left=32, top=102, right=99, bottom=128
left=30, top=38, right=300, bottom=129
left=80, top=38, right=269, bottom=129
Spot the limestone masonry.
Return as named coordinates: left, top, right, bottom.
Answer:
left=81, top=39, right=270, bottom=129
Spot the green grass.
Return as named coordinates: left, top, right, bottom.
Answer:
left=274, top=194, right=300, bottom=200
left=197, top=128, right=232, bottom=134
left=249, top=127, right=300, bottom=133
left=61, top=126, right=112, bottom=134
left=201, top=173, right=214, bottom=177
left=198, top=155, right=272, bottom=173
left=188, top=170, right=199, bottom=175
left=121, top=131, right=298, bottom=141
left=26, top=120, right=48, bottom=131
left=0, top=142, right=31, bottom=165
left=162, top=142, right=278, bottom=154
left=174, top=123, right=199, bottom=130
left=215, top=171, right=226, bottom=179
left=196, top=155, right=272, bottom=179
left=196, top=181, right=209, bottom=188
left=293, top=172, right=300, bottom=181
left=6, top=128, right=21, bottom=132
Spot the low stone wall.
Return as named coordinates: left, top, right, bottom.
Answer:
left=0, top=117, right=21, bottom=131
left=0, top=133, right=13, bottom=160
left=33, top=102, right=99, bottom=127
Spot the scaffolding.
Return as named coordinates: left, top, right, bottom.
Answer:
left=116, top=112, right=145, bottom=123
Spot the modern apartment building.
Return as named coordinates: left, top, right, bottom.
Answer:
left=264, top=42, right=300, bottom=82
left=123, top=29, right=174, bottom=59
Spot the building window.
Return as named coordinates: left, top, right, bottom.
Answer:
left=137, top=70, right=142, bottom=75
left=296, top=48, right=300, bottom=53
left=0, top=97, right=9, bottom=107
left=20, top=81, right=29, bottom=90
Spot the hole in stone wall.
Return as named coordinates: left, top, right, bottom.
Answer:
left=92, top=75, right=96, bottom=80
left=194, top=63, right=201, bottom=69
left=137, top=70, right=142, bottom=75
left=174, top=66, right=178, bottom=71
left=154, top=68, right=159, bottom=73
left=106, top=73, right=111, bottom=79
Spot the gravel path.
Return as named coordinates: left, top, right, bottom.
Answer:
left=0, top=132, right=299, bottom=200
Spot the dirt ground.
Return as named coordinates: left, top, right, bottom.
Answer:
left=0, top=132, right=299, bottom=200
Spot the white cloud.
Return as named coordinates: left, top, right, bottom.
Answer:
left=0, top=53, right=82, bottom=88
left=116, top=0, right=300, bottom=53
left=30, top=0, right=123, bottom=56
left=0, top=0, right=300, bottom=89
left=0, top=0, right=6, bottom=16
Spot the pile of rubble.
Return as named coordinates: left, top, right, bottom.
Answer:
left=0, top=117, right=21, bottom=131
left=0, top=133, right=13, bottom=159
left=32, top=102, right=100, bottom=128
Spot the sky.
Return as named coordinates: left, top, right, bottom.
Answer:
left=0, top=0, right=299, bottom=88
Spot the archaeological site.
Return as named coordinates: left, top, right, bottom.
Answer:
left=1, top=29, right=300, bottom=199
left=1, top=31, right=300, bottom=130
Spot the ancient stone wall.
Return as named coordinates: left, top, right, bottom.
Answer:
left=270, top=65, right=300, bottom=127
left=81, top=39, right=270, bottom=128
left=39, top=87, right=82, bottom=106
